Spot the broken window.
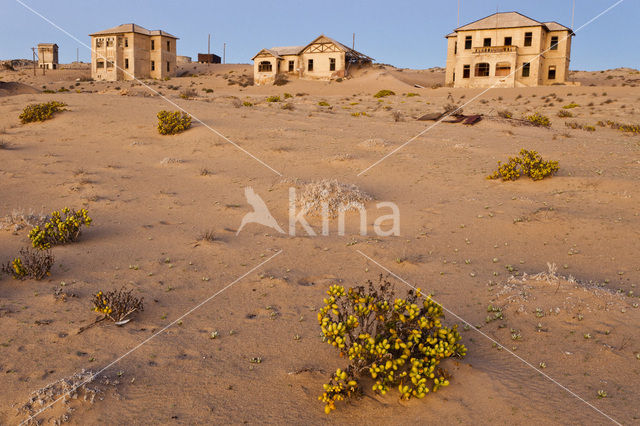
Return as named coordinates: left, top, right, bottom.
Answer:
left=167, top=41, right=171, bottom=51
left=258, top=61, right=272, bottom=72
left=125, top=58, right=129, bottom=69
left=454, top=42, right=457, bottom=54
left=465, top=36, right=472, bottom=49
left=504, top=36, right=512, bottom=46
left=329, top=58, right=336, bottom=71
left=524, top=32, right=533, bottom=46
left=495, top=62, right=511, bottom=77
left=151, top=40, right=155, bottom=50
left=96, top=60, right=105, bottom=68
left=483, top=38, right=491, bottom=47
left=125, top=38, right=128, bottom=48
left=550, top=36, right=559, bottom=50
left=308, top=59, right=314, bottom=71
left=288, top=60, right=294, bottom=72
left=548, top=65, right=556, bottom=80
left=167, top=61, right=170, bottom=72
left=106, top=61, right=114, bottom=68
left=522, top=62, right=531, bottom=77
left=106, top=38, right=114, bottom=47
left=475, top=63, right=490, bottom=77
left=151, top=61, right=155, bottom=71
left=95, top=38, right=104, bottom=48
left=463, top=64, right=470, bottom=78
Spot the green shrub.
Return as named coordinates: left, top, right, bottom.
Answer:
left=318, top=101, right=330, bottom=107
left=373, top=89, right=395, bottom=98
left=157, top=110, right=192, bottom=135
left=92, top=287, right=144, bottom=323
left=266, top=95, right=280, bottom=103
left=317, top=277, right=466, bottom=413
left=562, top=102, right=580, bottom=109
left=488, top=149, right=559, bottom=181
left=2, top=247, right=54, bottom=280
left=19, top=101, right=66, bottom=123
left=242, top=101, right=253, bottom=107
left=281, top=103, right=294, bottom=110
left=28, top=208, right=92, bottom=250
left=524, top=112, right=551, bottom=127
left=498, top=110, right=512, bottom=119
left=405, top=92, right=420, bottom=97
left=283, top=93, right=293, bottom=99
left=180, top=89, right=197, bottom=99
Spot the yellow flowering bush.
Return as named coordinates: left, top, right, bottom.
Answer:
left=19, top=101, right=67, bottom=123
left=488, top=149, right=559, bottom=181
left=157, top=110, right=192, bottom=135
left=28, top=208, right=92, bottom=250
left=92, top=287, right=144, bottom=323
left=317, top=276, right=466, bottom=414
left=524, top=112, right=551, bottom=127
left=2, top=247, right=54, bottom=280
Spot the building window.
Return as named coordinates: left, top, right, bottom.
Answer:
left=524, top=32, right=533, bottom=46
left=548, top=65, right=556, bottom=80
left=522, top=62, right=530, bottom=77
left=504, top=36, right=512, bottom=46
left=97, top=60, right=105, bottom=68
left=550, top=36, right=559, bottom=50
left=474, top=62, right=490, bottom=77
left=483, top=38, right=491, bottom=47
left=151, top=61, right=155, bottom=71
left=453, top=72, right=455, bottom=82
left=151, top=40, right=155, bottom=50
left=106, top=61, right=114, bottom=68
left=288, top=60, right=294, bottom=72
left=125, top=58, right=129, bottom=69
left=495, top=62, right=511, bottom=77
left=329, top=58, right=336, bottom=71
left=125, top=38, right=128, bottom=47
left=465, top=36, right=472, bottom=49
left=96, top=38, right=104, bottom=48
left=167, top=61, right=170, bottom=72
left=308, top=59, right=314, bottom=71
left=454, top=42, right=457, bottom=54
left=258, top=61, right=272, bottom=72
left=463, top=64, right=470, bottom=78
left=167, top=41, right=171, bottom=51
left=106, top=38, right=114, bottom=47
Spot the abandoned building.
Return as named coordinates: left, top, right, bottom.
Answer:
left=252, top=35, right=373, bottom=85
left=37, top=43, right=58, bottom=70
left=89, top=24, right=177, bottom=81
left=445, top=12, right=574, bottom=88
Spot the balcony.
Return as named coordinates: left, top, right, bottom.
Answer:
left=472, top=46, right=517, bottom=54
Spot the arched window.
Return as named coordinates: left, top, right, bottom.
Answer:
left=495, top=62, right=511, bottom=77
left=474, top=63, right=490, bottom=77
left=258, top=61, right=272, bottom=72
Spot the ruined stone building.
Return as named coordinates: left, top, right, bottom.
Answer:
left=252, top=35, right=372, bottom=85
left=445, top=12, right=574, bottom=88
left=37, top=43, right=58, bottom=70
left=89, top=24, right=177, bottom=81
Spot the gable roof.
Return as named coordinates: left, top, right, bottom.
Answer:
left=252, top=34, right=373, bottom=62
left=453, top=12, right=573, bottom=35
left=89, top=23, right=178, bottom=39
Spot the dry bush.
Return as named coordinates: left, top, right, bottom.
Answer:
left=179, top=88, right=197, bottom=99
left=443, top=103, right=462, bottom=115
left=498, top=110, right=513, bottom=119
left=3, top=247, right=54, bottom=280
left=231, top=98, right=242, bottom=108
left=391, top=110, right=403, bottom=122
left=274, top=74, right=289, bottom=86
left=92, top=287, right=144, bottom=324
left=281, top=102, right=295, bottom=110
left=557, top=110, right=573, bottom=118
left=197, top=229, right=216, bottom=242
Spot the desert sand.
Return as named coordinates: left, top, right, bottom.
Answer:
left=0, top=62, right=639, bottom=424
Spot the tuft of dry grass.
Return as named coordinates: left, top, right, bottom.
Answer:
left=197, top=229, right=216, bottom=242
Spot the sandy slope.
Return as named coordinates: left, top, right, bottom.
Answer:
left=0, top=64, right=639, bottom=425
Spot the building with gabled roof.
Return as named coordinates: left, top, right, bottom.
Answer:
left=445, top=12, right=575, bottom=88
left=252, top=35, right=373, bottom=85
left=89, top=23, right=178, bottom=81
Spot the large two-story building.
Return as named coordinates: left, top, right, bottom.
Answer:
left=89, top=24, right=178, bottom=81
left=445, top=12, right=574, bottom=88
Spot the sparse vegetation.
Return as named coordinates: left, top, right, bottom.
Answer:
left=318, top=101, right=330, bottom=107
left=498, top=110, right=513, bottom=119
left=2, top=247, right=54, bottom=280
left=19, top=101, right=66, bottom=123
left=281, top=103, right=295, bottom=110
left=28, top=208, right=92, bottom=250
left=391, top=110, right=403, bottom=122
left=597, top=120, right=640, bottom=134
left=266, top=95, right=281, bottom=103
left=318, top=277, right=466, bottom=413
left=562, top=102, right=580, bottom=109
left=157, top=110, right=192, bottom=135
left=488, top=149, right=559, bottom=181
left=180, top=88, right=197, bottom=99
left=557, top=110, right=573, bottom=118
left=92, top=287, right=144, bottom=323
left=373, top=89, right=395, bottom=98
left=242, top=101, right=253, bottom=107
left=524, top=112, right=551, bottom=127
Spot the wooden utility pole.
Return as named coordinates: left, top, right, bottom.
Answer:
left=208, top=34, right=211, bottom=55
left=31, top=47, right=36, bottom=76
left=352, top=33, right=355, bottom=50
left=77, top=47, right=79, bottom=64
left=571, top=0, right=575, bottom=29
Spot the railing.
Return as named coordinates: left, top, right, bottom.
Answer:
left=472, top=46, right=517, bottom=54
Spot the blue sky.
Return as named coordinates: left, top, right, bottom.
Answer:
left=1, top=0, right=636, bottom=70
